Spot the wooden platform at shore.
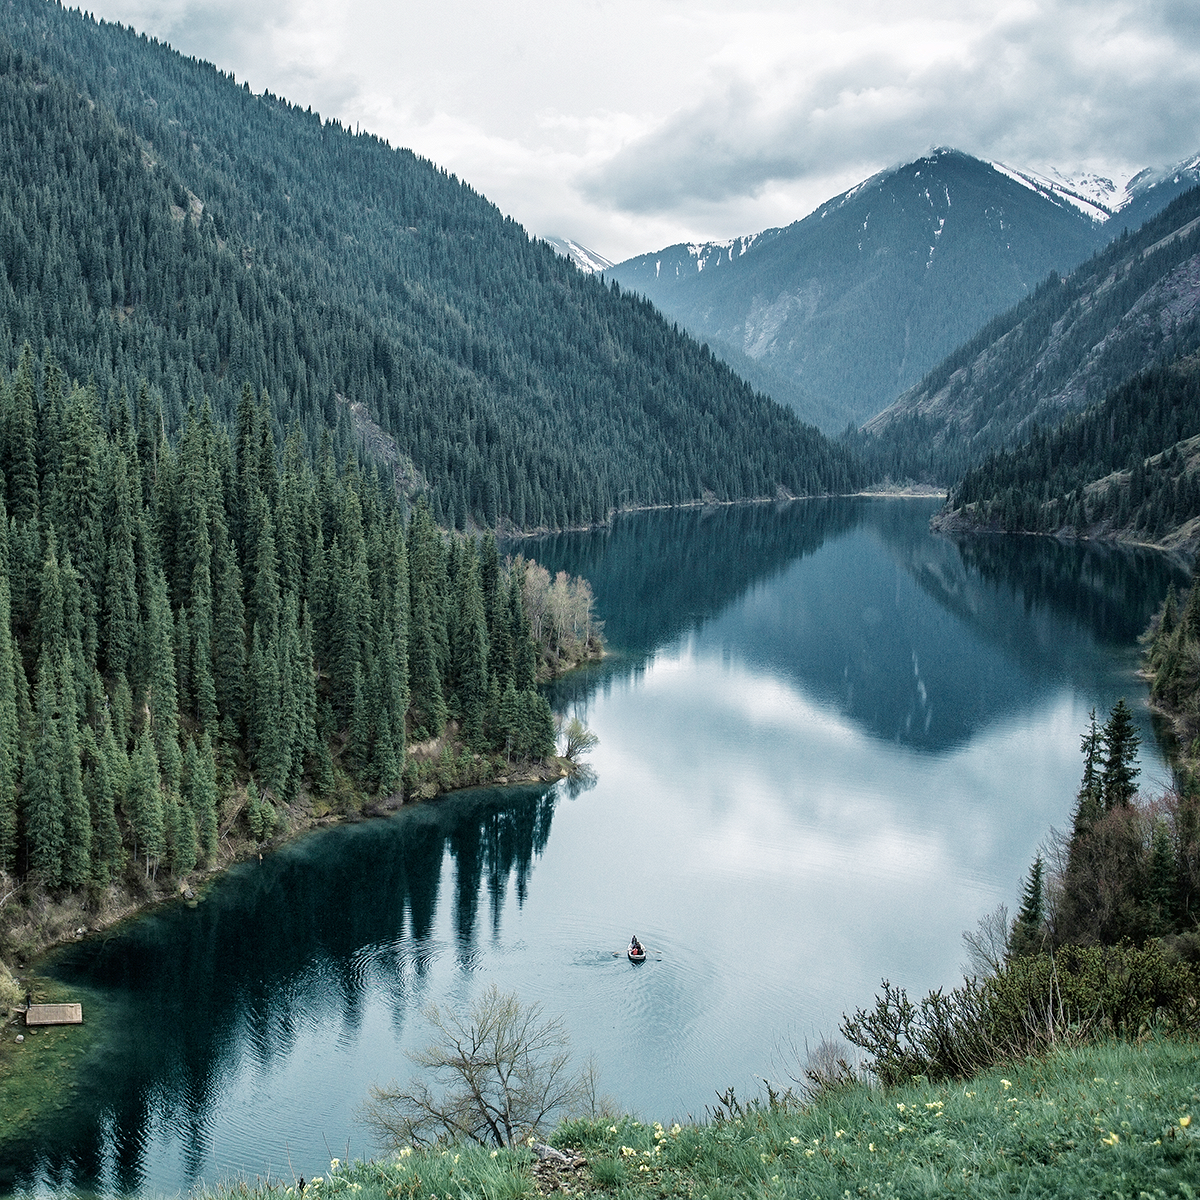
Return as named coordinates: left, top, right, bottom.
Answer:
left=24, top=1003, right=83, bottom=1026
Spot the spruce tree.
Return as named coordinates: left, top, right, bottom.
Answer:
left=0, top=571, right=19, bottom=871
left=1008, top=855, right=1045, bottom=958
left=126, top=728, right=165, bottom=879
left=1101, top=699, right=1141, bottom=810
left=23, top=652, right=65, bottom=886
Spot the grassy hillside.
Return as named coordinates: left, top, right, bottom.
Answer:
left=201, top=1039, right=1200, bottom=1199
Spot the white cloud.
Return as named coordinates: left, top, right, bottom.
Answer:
left=86, top=0, right=1200, bottom=261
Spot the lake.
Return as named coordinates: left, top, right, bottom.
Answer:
left=1, top=497, right=1185, bottom=1197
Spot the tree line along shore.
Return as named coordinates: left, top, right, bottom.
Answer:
left=0, top=356, right=602, bottom=998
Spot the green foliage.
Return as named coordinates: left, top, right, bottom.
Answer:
left=842, top=943, right=1200, bottom=1087
left=0, top=0, right=860, bottom=529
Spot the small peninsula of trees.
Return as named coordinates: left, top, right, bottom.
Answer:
left=0, top=355, right=598, bottom=902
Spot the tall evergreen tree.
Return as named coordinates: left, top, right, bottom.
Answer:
left=1101, top=698, right=1141, bottom=810
left=1008, top=854, right=1045, bottom=958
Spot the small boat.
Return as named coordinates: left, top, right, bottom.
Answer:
left=628, top=940, right=646, bottom=963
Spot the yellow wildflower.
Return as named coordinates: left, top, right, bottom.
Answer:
left=671, top=1123, right=682, bottom=1136
left=835, top=1130, right=844, bottom=1139
left=490, top=1151, right=498, bottom=1158
left=1181, top=1116, right=1192, bottom=1128
left=789, top=1137, right=800, bottom=1145
left=398, top=1147, right=413, bottom=1159
left=1101, top=1132, right=1119, bottom=1146
left=925, top=1101, right=943, bottom=1110
left=868, top=1143, right=875, bottom=1152
left=1001, top=1079, right=1012, bottom=1090
left=804, top=1149, right=815, bottom=1158
left=607, top=1125, right=618, bottom=1134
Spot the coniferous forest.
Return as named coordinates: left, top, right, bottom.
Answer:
left=0, top=353, right=587, bottom=897
left=0, top=0, right=860, bottom=534
left=942, top=353, right=1200, bottom=541
left=0, top=0, right=864, bottom=937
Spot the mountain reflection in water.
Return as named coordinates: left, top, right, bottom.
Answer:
left=4, top=497, right=1186, bottom=1198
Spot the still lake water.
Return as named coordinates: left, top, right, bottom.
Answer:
left=2, top=497, right=1187, bottom=1197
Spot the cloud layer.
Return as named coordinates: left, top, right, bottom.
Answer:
left=88, top=0, right=1200, bottom=260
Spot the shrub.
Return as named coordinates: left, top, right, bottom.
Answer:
left=842, top=943, right=1200, bottom=1086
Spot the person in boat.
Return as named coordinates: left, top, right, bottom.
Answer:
left=629, top=935, right=643, bottom=955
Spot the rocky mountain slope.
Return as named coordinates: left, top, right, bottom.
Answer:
left=608, top=149, right=1114, bottom=430
left=863, top=185, right=1200, bottom=473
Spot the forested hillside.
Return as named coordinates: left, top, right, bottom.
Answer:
left=860, top=186, right=1200, bottom=484
left=0, top=0, right=859, bottom=530
left=0, top=352, right=583, bottom=898
left=938, top=354, right=1200, bottom=547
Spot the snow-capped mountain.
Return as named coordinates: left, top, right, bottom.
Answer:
left=991, top=153, right=1200, bottom=226
left=543, top=236, right=614, bottom=274
left=608, top=149, right=1109, bottom=430
left=607, top=148, right=1200, bottom=431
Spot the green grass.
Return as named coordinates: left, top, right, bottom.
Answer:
left=0, top=978, right=102, bottom=1144
left=203, top=1039, right=1200, bottom=1200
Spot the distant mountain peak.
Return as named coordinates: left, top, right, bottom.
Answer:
left=543, top=236, right=614, bottom=274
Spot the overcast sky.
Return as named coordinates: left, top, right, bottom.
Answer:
left=85, top=0, right=1200, bottom=262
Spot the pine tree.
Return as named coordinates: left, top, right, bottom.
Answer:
left=1101, top=698, right=1141, bottom=810
left=193, top=734, right=220, bottom=863
left=0, top=569, right=19, bottom=871
left=23, top=652, right=66, bottom=886
left=1146, top=818, right=1178, bottom=935
left=126, top=727, right=165, bottom=878
left=1008, top=855, right=1045, bottom=958
left=451, top=544, right=489, bottom=748
left=1072, top=709, right=1104, bottom=839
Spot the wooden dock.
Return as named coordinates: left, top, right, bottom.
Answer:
left=24, top=1003, right=82, bottom=1026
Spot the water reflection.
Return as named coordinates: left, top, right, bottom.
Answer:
left=5, top=499, right=1186, bottom=1198
left=535, top=500, right=1185, bottom=753
left=4, top=786, right=557, bottom=1196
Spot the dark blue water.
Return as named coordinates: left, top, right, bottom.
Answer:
left=2, top=498, right=1184, bottom=1197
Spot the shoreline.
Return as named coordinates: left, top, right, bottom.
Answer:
left=0, top=643, right=604, bottom=981
left=498, top=486, right=946, bottom=540
left=931, top=505, right=1198, bottom=561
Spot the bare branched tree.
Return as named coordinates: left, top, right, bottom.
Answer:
left=362, top=984, right=588, bottom=1149
left=961, top=902, right=1009, bottom=979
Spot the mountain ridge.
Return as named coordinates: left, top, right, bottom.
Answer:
left=0, top=0, right=861, bottom=529
left=607, top=149, right=1116, bottom=430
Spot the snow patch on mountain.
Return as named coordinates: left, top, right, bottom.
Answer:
left=989, top=160, right=1116, bottom=222
left=544, top=236, right=614, bottom=274
left=992, top=153, right=1200, bottom=225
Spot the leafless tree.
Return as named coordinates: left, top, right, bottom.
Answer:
left=962, top=902, right=1009, bottom=979
left=362, top=984, right=589, bottom=1149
